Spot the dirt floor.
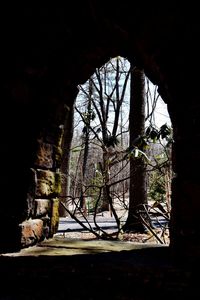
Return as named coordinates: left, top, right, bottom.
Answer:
left=0, top=229, right=197, bottom=300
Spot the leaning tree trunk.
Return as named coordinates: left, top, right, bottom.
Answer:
left=123, top=65, right=148, bottom=233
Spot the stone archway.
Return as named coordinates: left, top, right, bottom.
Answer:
left=1, top=3, right=200, bottom=264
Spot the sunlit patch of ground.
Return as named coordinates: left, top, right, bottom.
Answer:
left=56, top=227, right=169, bottom=245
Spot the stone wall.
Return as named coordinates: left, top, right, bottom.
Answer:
left=19, top=127, right=63, bottom=247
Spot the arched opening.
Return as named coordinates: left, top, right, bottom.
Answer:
left=57, top=56, right=172, bottom=245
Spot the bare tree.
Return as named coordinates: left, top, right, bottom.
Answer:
left=76, top=57, right=130, bottom=213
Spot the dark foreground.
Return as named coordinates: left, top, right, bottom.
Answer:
left=0, top=243, right=198, bottom=300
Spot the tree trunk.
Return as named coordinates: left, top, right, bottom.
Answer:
left=100, top=150, right=111, bottom=212
left=80, top=78, right=95, bottom=216
left=123, top=65, right=148, bottom=233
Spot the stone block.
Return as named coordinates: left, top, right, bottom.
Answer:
left=35, top=142, right=53, bottom=169
left=36, top=169, right=56, bottom=197
left=34, top=199, right=51, bottom=217
left=20, top=219, right=43, bottom=247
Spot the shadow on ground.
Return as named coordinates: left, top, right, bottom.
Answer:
left=0, top=238, right=198, bottom=299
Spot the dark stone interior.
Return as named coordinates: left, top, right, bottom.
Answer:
left=0, top=3, right=200, bottom=298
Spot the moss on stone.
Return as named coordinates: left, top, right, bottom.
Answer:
left=36, top=170, right=62, bottom=197
left=50, top=198, right=60, bottom=236
left=36, top=170, right=55, bottom=197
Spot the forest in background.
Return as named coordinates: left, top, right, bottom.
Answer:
left=59, top=57, right=173, bottom=243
